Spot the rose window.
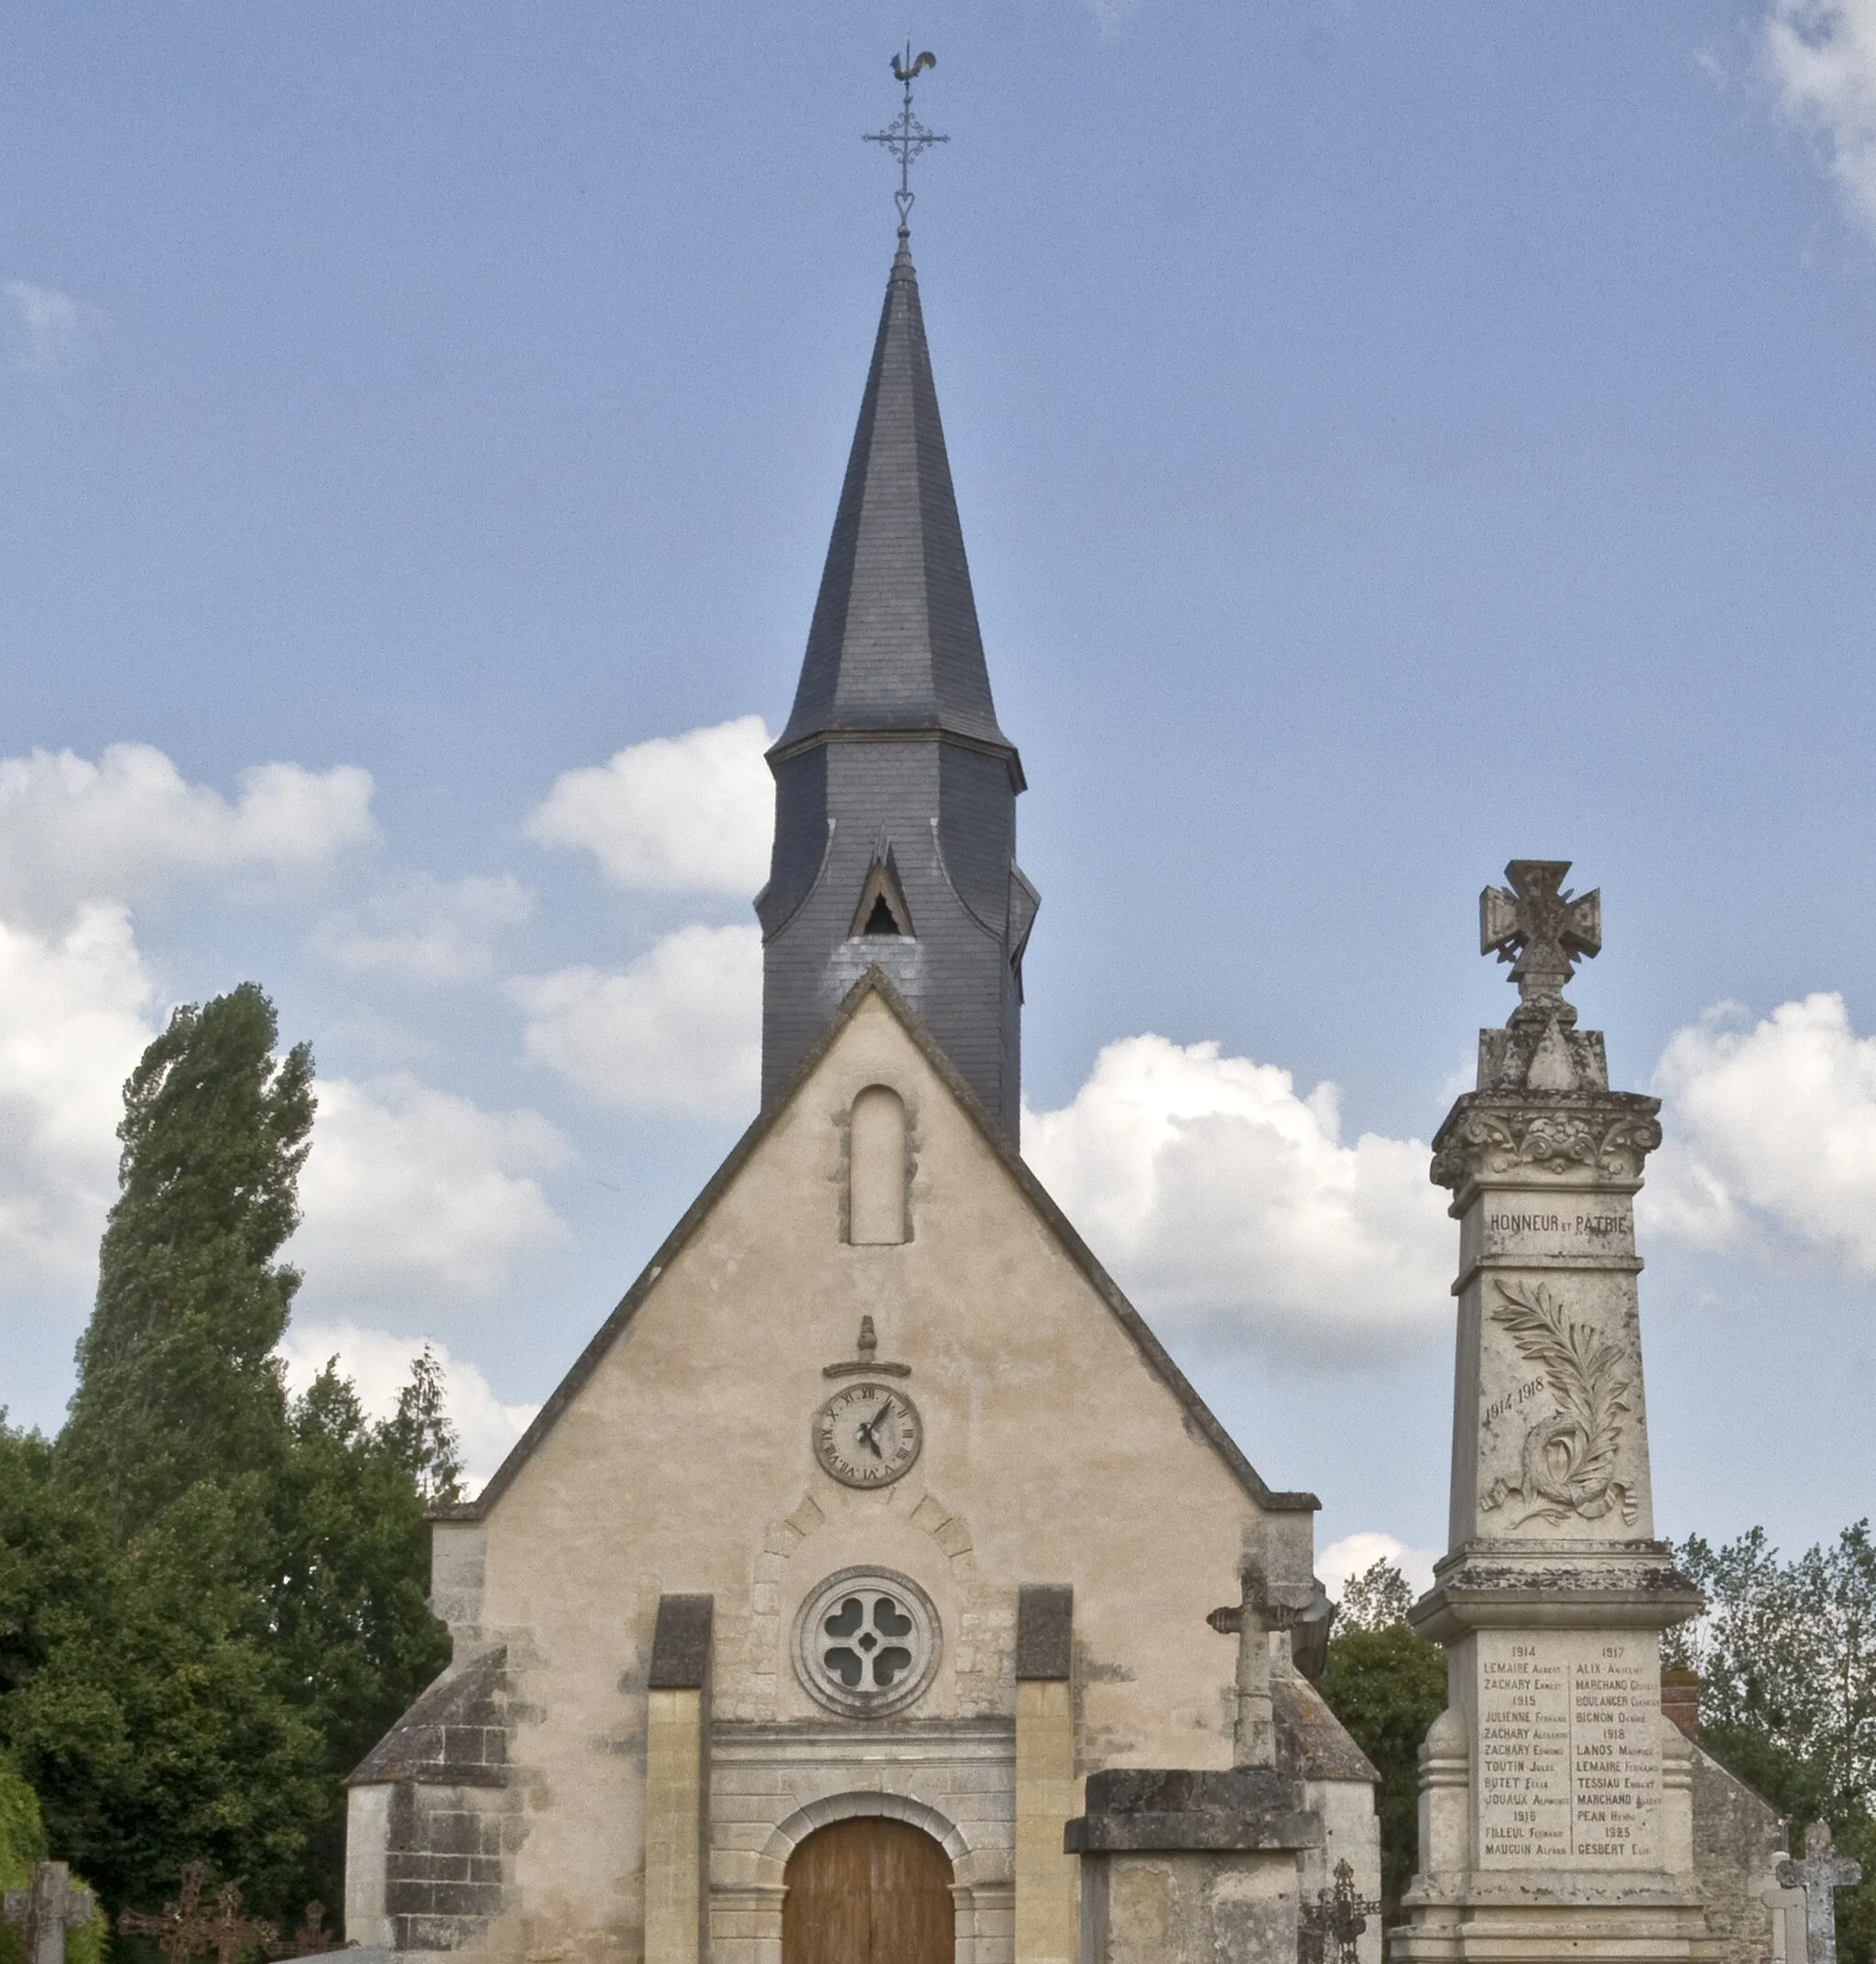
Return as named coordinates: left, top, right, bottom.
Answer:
left=791, top=1568, right=941, bottom=1717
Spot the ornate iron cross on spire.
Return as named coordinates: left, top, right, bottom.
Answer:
left=865, top=45, right=947, bottom=239
left=1480, top=859, right=1601, bottom=1024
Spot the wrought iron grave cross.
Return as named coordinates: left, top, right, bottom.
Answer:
left=3, top=1863, right=93, bottom=1964
left=865, top=45, right=947, bottom=236
left=1480, top=858, right=1601, bottom=1020
left=116, top=1862, right=214, bottom=1964
left=1296, top=1859, right=1380, bottom=1964
left=117, top=1865, right=274, bottom=1964
left=201, top=1880, right=277, bottom=1964
left=1777, top=1820, right=1864, bottom=1964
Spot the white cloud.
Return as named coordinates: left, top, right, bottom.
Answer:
left=1080, top=0, right=1141, bottom=35
left=313, top=872, right=532, bottom=983
left=292, top=1074, right=572, bottom=1303
left=277, top=1319, right=539, bottom=1494
left=1765, top=0, right=1876, bottom=234
left=1317, top=1532, right=1437, bottom=1601
left=1023, top=1034, right=1450, bottom=1363
left=0, top=903, right=158, bottom=1286
left=5, top=280, right=104, bottom=376
left=1648, top=991, right=1876, bottom=1270
left=0, top=743, right=377, bottom=924
left=527, top=715, right=772, bottom=895
left=510, top=922, right=762, bottom=1119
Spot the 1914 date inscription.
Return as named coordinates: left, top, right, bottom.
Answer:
left=1476, top=1632, right=1660, bottom=1866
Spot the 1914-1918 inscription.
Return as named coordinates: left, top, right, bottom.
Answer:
left=1476, top=1631, right=1660, bottom=1867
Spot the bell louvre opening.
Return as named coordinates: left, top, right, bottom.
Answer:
left=849, top=852, right=915, bottom=940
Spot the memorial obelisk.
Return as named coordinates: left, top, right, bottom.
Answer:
left=1391, top=862, right=1715, bottom=1964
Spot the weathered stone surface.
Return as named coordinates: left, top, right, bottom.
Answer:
left=1065, top=1769, right=1320, bottom=1853
left=1273, top=1675, right=1379, bottom=1786
left=1689, top=1738, right=1788, bottom=1964
left=1394, top=863, right=1718, bottom=1964
left=346, top=982, right=1378, bottom=1964
left=349, top=1647, right=509, bottom=1788
left=1013, top=1584, right=1072, bottom=1681
left=1433, top=1090, right=1663, bottom=1197
left=1080, top=1849, right=1304, bottom=1964
left=648, top=1594, right=714, bottom=1691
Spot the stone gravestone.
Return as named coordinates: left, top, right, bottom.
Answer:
left=1391, top=862, right=1716, bottom=1964
left=3, top=1863, right=93, bottom=1964
left=1776, top=1822, right=1863, bottom=1964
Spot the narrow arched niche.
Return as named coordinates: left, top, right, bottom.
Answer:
left=847, top=1086, right=909, bottom=1246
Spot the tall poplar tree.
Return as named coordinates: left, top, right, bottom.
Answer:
left=9, top=983, right=453, bottom=1920
left=61, top=983, right=314, bottom=1533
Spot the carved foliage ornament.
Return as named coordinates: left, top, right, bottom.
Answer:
left=1431, top=1101, right=1661, bottom=1192
left=1480, top=1280, right=1638, bottom=1529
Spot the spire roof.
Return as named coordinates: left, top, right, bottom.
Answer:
left=774, top=240, right=1015, bottom=764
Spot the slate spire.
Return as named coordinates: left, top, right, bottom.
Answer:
left=776, top=237, right=1014, bottom=758
left=758, top=241, right=1037, bottom=1138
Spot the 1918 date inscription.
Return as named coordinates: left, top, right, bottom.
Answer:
left=1477, top=1632, right=1660, bottom=1866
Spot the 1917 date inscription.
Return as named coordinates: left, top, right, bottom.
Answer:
left=1477, top=1632, right=1660, bottom=1866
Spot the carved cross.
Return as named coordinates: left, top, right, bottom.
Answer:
left=1777, top=1821, right=1863, bottom=1964
left=3, top=1862, right=94, bottom=1964
left=1480, top=859, right=1601, bottom=1019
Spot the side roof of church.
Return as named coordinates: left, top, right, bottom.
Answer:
left=436, top=968, right=1315, bottom=1523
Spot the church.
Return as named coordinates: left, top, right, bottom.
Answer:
left=339, top=202, right=1385, bottom=1964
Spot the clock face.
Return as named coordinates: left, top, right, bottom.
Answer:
left=813, top=1381, right=922, bottom=1488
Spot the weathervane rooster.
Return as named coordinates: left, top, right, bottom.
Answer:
left=867, top=44, right=948, bottom=236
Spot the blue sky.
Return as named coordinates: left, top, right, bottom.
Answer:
left=5, top=2, right=1876, bottom=1587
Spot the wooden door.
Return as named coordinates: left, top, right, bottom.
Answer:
left=781, top=1817, right=954, bottom=1964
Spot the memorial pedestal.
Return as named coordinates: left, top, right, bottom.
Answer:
left=1391, top=865, right=1717, bottom=1964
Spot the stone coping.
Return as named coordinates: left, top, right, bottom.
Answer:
left=1064, top=1769, right=1322, bottom=1855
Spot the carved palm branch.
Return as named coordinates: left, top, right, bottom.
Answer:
left=1490, top=1281, right=1631, bottom=1514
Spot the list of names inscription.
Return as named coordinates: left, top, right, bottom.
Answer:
left=1476, top=1632, right=1660, bottom=1867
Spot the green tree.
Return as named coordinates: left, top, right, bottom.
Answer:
left=266, top=1365, right=453, bottom=1905
left=0, top=987, right=453, bottom=1927
left=0, top=1452, right=327, bottom=1917
left=1318, top=1561, right=1447, bottom=1919
left=0, top=1748, right=107, bottom=1964
left=1669, top=1522, right=1876, bottom=1964
left=61, top=986, right=313, bottom=1534
left=1336, top=1557, right=1417, bottom=1634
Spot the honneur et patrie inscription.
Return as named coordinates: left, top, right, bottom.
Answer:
left=1477, top=1631, right=1660, bottom=1867
left=1478, top=1208, right=1631, bottom=1257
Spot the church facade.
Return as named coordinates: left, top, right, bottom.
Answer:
left=342, top=230, right=1381, bottom=1964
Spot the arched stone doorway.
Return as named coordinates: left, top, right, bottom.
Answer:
left=780, top=1816, right=954, bottom=1964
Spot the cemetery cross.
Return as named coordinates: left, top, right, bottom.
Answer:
left=3, top=1863, right=93, bottom=1964
left=1776, top=1820, right=1864, bottom=1964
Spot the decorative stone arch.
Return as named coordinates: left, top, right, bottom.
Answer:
left=758, top=1788, right=976, bottom=1886
left=730, top=1789, right=1010, bottom=1964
